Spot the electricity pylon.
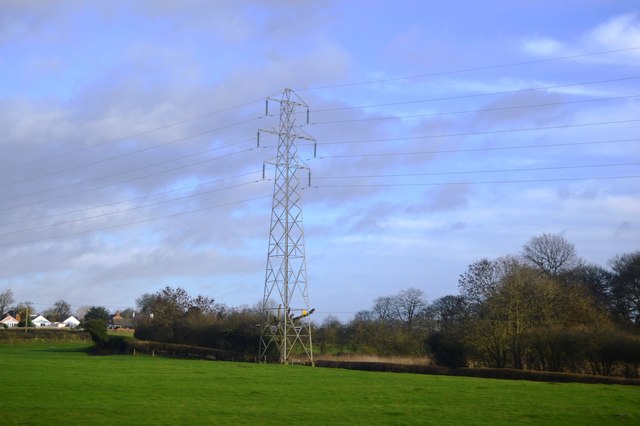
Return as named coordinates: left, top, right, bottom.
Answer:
left=258, top=88, right=315, bottom=365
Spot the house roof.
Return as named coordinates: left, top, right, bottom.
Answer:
left=1, top=315, right=18, bottom=324
left=32, top=315, right=50, bottom=323
left=63, top=316, right=80, bottom=325
left=113, top=317, right=135, bottom=328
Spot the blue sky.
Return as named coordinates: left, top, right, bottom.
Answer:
left=0, top=0, right=639, bottom=320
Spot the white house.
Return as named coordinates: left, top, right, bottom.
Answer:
left=1, top=315, right=19, bottom=328
left=31, top=315, right=51, bottom=327
left=62, top=316, right=80, bottom=328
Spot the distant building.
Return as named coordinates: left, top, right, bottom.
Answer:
left=1, top=315, right=19, bottom=328
left=31, top=315, right=51, bottom=327
left=62, top=316, right=81, bottom=328
left=111, top=312, right=134, bottom=329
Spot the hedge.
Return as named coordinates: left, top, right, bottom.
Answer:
left=0, top=328, right=91, bottom=342
left=315, top=360, right=640, bottom=386
left=89, top=337, right=256, bottom=363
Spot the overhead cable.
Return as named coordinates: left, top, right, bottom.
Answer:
left=0, top=193, right=271, bottom=249
left=1, top=117, right=262, bottom=188
left=0, top=180, right=267, bottom=239
left=311, top=76, right=640, bottom=113
left=316, top=119, right=640, bottom=147
left=5, top=97, right=266, bottom=171
left=299, top=46, right=640, bottom=91
left=311, top=137, right=639, bottom=160
left=311, top=94, right=640, bottom=125
left=310, top=175, right=640, bottom=188
left=313, top=162, right=640, bottom=180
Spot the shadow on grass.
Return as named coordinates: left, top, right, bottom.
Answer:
left=27, top=345, right=94, bottom=354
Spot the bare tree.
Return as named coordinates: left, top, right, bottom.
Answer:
left=480, top=266, right=540, bottom=369
left=372, top=296, right=395, bottom=322
left=561, top=263, right=613, bottom=310
left=0, top=288, right=14, bottom=315
left=75, top=306, right=91, bottom=320
left=426, top=295, right=468, bottom=333
left=372, top=288, right=427, bottom=328
left=609, top=250, right=640, bottom=326
left=136, top=293, right=157, bottom=315
left=393, top=288, right=427, bottom=328
left=458, top=256, right=520, bottom=306
left=522, top=233, right=580, bottom=277
left=44, top=299, right=71, bottom=322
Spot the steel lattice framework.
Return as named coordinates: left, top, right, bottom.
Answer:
left=258, top=89, right=315, bottom=364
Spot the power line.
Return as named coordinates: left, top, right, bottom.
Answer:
left=0, top=169, right=265, bottom=229
left=6, top=51, right=637, bottom=200
left=310, top=175, right=640, bottom=189
left=314, top=119, right=640, bottom=147
left=1, top=118, right=632, bottom=221
left=1, top=117, right=262, bottom=188
left=3, top=52, right=637, bottom=239
left=313, top=162, right=640, bottom=180
left=311, top=76, right=640, bottom=113
left=298, top=46, right=640, bottom=91
left=311, top=94, right=640, bottom=125
left=6, top=78, right=634, bottom=205
left=0, top=137, right=255, bottom=202
left=0, top=180, right=267, bottom=239
left=312, top=137, right=639, bottom=160
left=4, top=97, right=267, bottom=172
left=0, top=192, right=271, bottom=249
left=0, top=145, right=263, bottom=212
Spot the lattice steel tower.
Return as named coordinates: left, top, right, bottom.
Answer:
left=258, top=88, right=315, bottom=365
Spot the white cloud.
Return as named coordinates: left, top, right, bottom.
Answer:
left=587, top=12, right=640, bottom=50
left=522, top=36, right=566, bottom=56
left=521, top=13, right=640, bottom=65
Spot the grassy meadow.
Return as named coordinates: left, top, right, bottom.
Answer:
left=1, top=342, right=639, bottom=425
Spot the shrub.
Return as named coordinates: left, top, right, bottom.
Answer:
left=83, top=306, right=111, bottom=323
left=427, top=332, right=468, bottom=368
left=524, top=327, right=587, bottom=372
left=84, top=320, right=108, bottom=347
left=584, top=329, right=640, bottom=376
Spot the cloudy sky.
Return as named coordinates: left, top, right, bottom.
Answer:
left=1, top=0, right=639, bottom=320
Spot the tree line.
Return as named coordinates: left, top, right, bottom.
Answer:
left=313, top=234, right=640, bottom=377
left=133, top=287, right=261, bottom=354
left=0, top=285, right=262, bottom=353
left=2, top=233, right=638, bottom=376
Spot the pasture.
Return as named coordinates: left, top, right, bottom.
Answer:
left=1, top=342, right=639, bottom=425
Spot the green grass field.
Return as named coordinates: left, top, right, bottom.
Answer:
left=1, top=342, right=639, bottom=425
